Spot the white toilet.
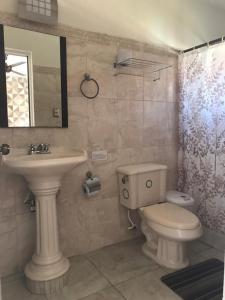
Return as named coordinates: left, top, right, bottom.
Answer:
left=117, top=163, right=202, bottom=270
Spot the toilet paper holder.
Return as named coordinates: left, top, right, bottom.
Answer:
left=83, top=171, right=101, bottom=197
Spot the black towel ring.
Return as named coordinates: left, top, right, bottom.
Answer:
left=80, top=73, right=99, bottom=99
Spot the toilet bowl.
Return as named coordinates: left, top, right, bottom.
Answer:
left=117, top=163, right=203, bottom=270
left=139, top=203, right=202, bottom=269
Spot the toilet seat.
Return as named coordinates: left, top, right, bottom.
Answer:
left=141, top=203, right=200, bottom=230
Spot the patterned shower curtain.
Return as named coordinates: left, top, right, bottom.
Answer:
left=178, top=43, right=225, bottom=234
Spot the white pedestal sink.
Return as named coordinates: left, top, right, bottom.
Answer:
left=2, top=149, right=87, bottom=294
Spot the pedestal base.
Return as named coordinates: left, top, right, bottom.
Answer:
left=26, top=270, right=69, bottom=295
left=25, top=256, right=70, bottom=294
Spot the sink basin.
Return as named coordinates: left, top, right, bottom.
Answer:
left=3, top=150, right=87, bottom=177
left=1, top=149, right=87, bottom=295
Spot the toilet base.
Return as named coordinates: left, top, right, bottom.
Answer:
left=140, top=217, right=190, bottom=269
left=142, top=240, right=189, bottom=269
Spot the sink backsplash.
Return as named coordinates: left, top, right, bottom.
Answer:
left=0, top=11, right=178, bottom=276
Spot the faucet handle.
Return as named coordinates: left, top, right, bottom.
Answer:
left=0, top=144, right=10, bottom=155
left=28, top=144, right=36, bottom=155
left=28, top=144, right=36, bottom=149
left=44, top=144, right=50, bottom=151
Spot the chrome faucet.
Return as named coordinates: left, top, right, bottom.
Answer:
left=0, top=144, right=10, bottom=155
left=28, top=144, right=51, bottom=155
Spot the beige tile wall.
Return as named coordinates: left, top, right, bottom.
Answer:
left=0, top=12, right=179, bottom=276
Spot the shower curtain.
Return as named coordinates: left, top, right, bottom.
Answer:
left=178, top=43, right=225, bottom=234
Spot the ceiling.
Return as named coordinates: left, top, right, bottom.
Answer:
left=1, top=0, right=225, bottom=50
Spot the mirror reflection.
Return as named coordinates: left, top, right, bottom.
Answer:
left=0, top=25, right=68, bottom=128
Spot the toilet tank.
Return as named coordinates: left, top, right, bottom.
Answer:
left=117, top=163, right=167, bottom=209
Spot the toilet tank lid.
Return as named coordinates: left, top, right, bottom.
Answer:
left=166, top=190, right=195, bottom=206
left=117, top=163, right=167, bottom=175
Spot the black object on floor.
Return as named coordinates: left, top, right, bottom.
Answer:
left=161, top=258, right=224, bottom=300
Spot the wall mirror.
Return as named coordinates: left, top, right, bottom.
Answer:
left=0, top=25, right=68, bottom=128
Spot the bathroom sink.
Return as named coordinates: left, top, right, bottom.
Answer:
left=1, top=148, right=88, bottom=294
left=3, top=149, right=88, bottom=177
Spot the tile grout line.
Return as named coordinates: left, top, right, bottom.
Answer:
left=109, top=284, right=127, bottom=300
left=83, top=254, right=127, bottom=300
left=83, top=252, right=162, bottom=300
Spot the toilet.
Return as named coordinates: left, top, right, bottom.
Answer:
left=166, top=190, right=195, bottom=212
left=117, top=163, right=202, bottom=270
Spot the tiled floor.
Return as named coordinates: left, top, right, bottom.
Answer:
left=1, top=237, right=224, bottom=300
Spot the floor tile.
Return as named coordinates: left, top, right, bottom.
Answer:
left=1, top=272, right=25, bottom=285
left=200, top=248, right=224, bottom=262
left=80, top=287, right=124, bottom=300
left=47, top=255, right=110, bottom=300
left=188, top=241, right=211, bottom=255
left=2, top=238, right=222, bottom=300
left=189, top=253, right=207, bottom=265
left=85, top=238, right=159, bottom=285
left=158, top=253, right=208, bottom=277
left=116, top=268, right=182, bottom=300
left=2, top=277, right=47, bottom=300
